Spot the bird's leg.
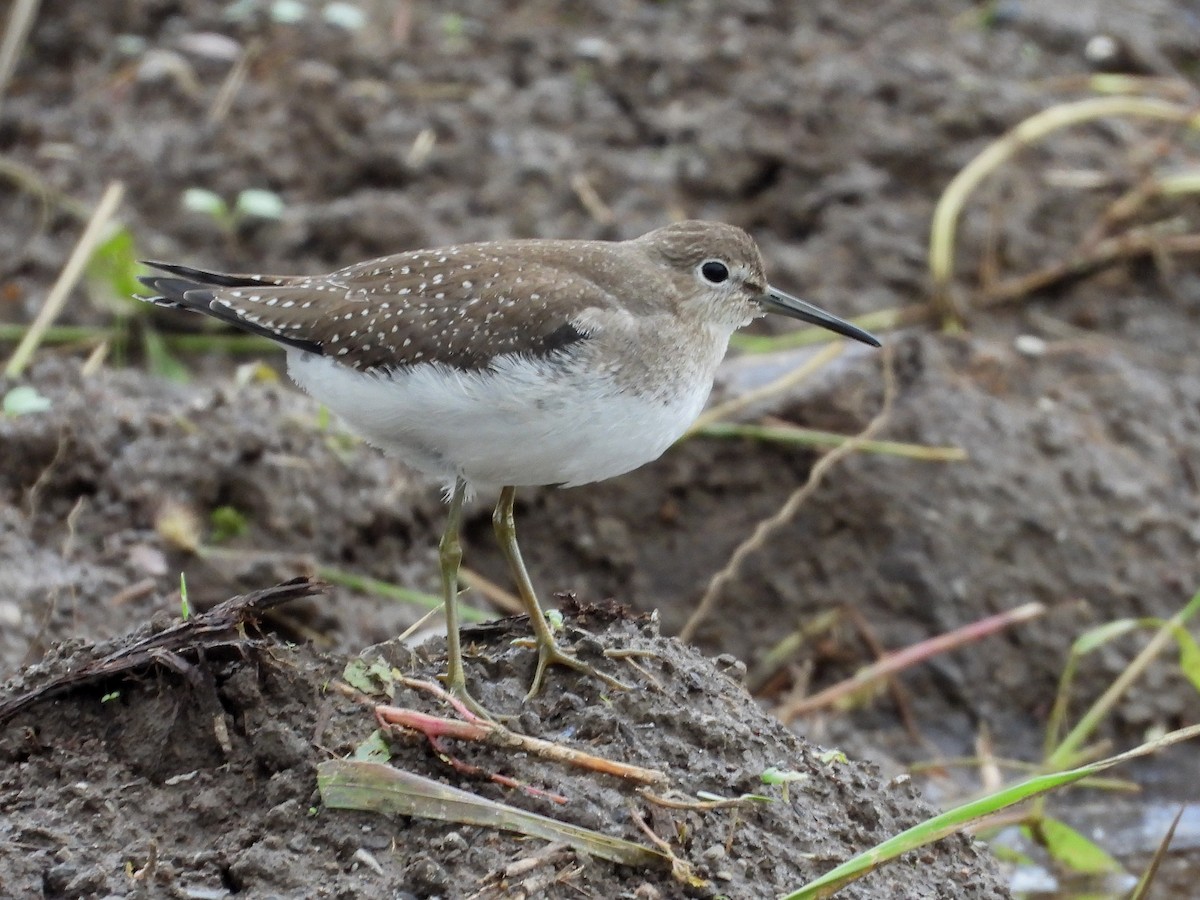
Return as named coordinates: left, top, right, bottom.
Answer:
left=438, top=477, right=494, bottom=720
left=493, top=486, right=630, bottom=699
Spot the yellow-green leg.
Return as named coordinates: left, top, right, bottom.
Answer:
left=439, top=477, right=494, bottom=720
left=493, top=485, right=630, bottom=699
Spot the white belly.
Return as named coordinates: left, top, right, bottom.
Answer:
left=287, top=349, right=715, bottom=491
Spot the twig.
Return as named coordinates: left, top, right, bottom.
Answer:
left=570, top=172, right=614, bottom=225
left=0, top=155, right=90, bottom=241
left=928, top=95, right=1200, bottom=327
left=679, top=345, right=896, bottom=643
left=980, top=230, right=1200, bottom=306
left=776, top=601, right=1045, bottom=722
left=207, top=38, right=257, bottom=124
left=0, top=0, right=42, bottom=117
left=0, top=577, right=327, bottom=726
left=640, top=790, right=763, bottom=811
left=412, top=722, right=570, bottom=804
left=627, top=805, right=701, bottom=885
left=700, top=418, right=966, bottom=462
left=1081, top=172, right=1166, bottom=247
left=1130, top=805, right=1186, bottom=900
left=842, top=604, right=922, bottom=740
left=1079, top=73, right=1198, bottom=100
left=405, top=127, right=436, bottom=167
left=458, top=566, right=524, bottom=615
left=5, top=181, right=125, bottom=378
left=375, top=676, right=669, bottom=786
left=746, top=609, right=840, bottom=694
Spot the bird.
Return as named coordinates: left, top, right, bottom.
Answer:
left=137, top=220, right=880, bottom=716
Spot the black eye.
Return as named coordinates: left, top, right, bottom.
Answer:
left=700, top=260, right=730, bottom=284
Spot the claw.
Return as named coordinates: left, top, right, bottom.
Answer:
left=436, top=480, right=631, bottom=713
left=525, top=637, right=632, bottom=700
left=441, top=674, right=510, bottom=724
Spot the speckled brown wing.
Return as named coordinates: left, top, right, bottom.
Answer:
left=138, top=242, right=608, bottom=371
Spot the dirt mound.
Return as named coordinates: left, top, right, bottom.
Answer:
left=0, top=580, right=1007, bottom=899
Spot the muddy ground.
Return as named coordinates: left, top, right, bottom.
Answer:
left=3, top=0, right=1200, bottom=897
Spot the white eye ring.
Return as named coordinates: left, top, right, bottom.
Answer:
left=698, top=259, right=731, bottom=284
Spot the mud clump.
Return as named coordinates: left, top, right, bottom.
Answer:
left=0, top=589, right=1008, bottom=898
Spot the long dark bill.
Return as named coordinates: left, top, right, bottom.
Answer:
left=759, top=287, right=881, bottom=347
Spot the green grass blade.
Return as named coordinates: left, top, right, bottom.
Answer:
left=140, top=325, right=191, bottom=382
left=316, top=564, right=489, bottom=622
left=1046, top=590, right=1200, bottom=770
left=781, top=724, right=1200, bottom=900
left=1025, top=816, right=1122, bottom=874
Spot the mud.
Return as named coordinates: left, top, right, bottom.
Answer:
left=0, top=578, right=1006, bottom=898
left=3, top=0, right=1200, bottom=896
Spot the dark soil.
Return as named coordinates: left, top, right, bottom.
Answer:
left=0, top=352, right=1014, bottom=899
left=3, top=0, right=1200, bottom=896
left=0, top=575, right=1007, bottom=899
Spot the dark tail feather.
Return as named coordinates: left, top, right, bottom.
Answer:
left=136, top=275, right=215, bottom=311
left=139, top=260, right=288, bottom=289
left=135, top=269, right=321, bottom=354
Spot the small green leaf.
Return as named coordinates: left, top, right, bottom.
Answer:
left=817, top=749, right=848, bottom=766
left=343, top=656, right=396, bottom=696
left=180, top=572, right=190, bottom=621
left=441, top=12, right=465, bottom=37
left=271, top=0, right=307, bottom=23
left=761, top=767, right=808, bottom=785
left=210, top=505, right=249, bottom=543
left=545, top=609, right=564, bottom=632
left=101, top=691, right=121, bottom=703
left=181, top=187, right=228, bottom=219
left=1072, top=619, right=1144, bottom=655
left=352, top=729, right=393, bottom=764
left=1170, top=622, right=1200, bottom=694
left=1027, top=817, right=1124, bottom=875
left=235, top=188, right=285, bottom=221
left=3, top=386, right=52, bottom=417
left=761, top=767, right=808, bottom=801
left=86, top=225, right=144, bottom=308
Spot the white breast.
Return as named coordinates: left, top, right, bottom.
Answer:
left=286, top=348, right=717, bottom=491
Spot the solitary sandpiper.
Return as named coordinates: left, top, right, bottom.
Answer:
left=138, top=220, right=880, bottom=714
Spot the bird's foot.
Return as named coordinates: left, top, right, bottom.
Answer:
left=524, top=635, right=632, bottom=700
left=440, top=671, right=512, bottom=724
